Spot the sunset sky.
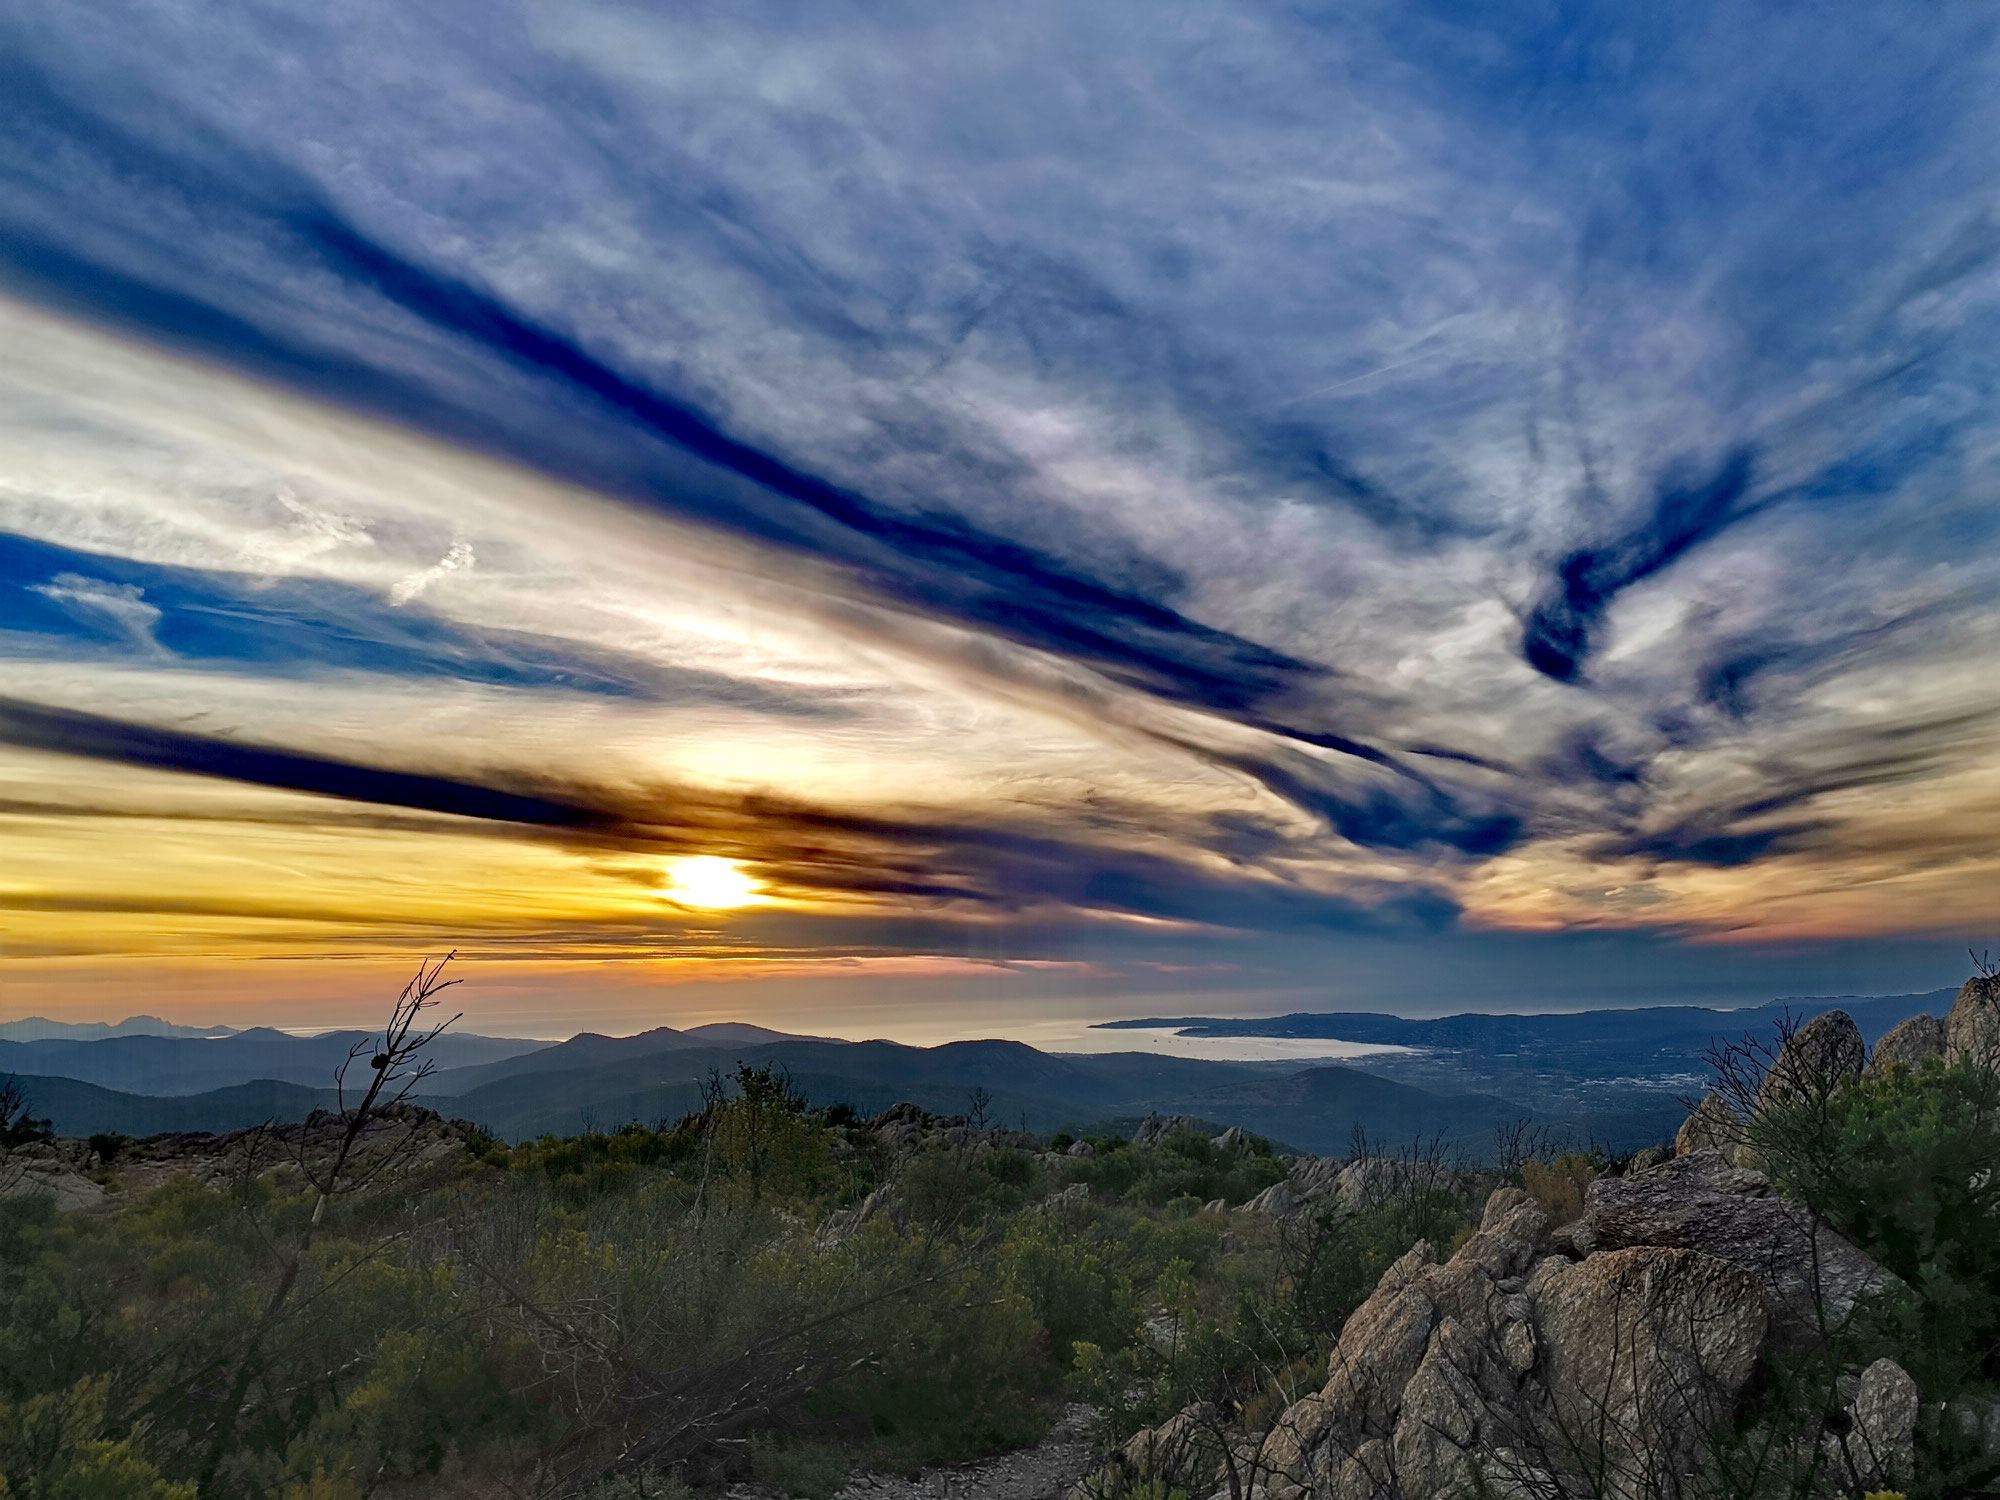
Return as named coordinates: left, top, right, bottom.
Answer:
left=3, top=2, right=1997, bottom=1037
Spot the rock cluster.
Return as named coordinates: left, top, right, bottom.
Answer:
left=0, top=1139, right=106, bottom=1210
left=865, top=1100, right=1035, bottom=1154
left=1674, top=983, right=1998, bottom=1170
left=1084, top=1180, right=1805, bottom=1500
left=1132, top=1113, right=1210, bottom=1147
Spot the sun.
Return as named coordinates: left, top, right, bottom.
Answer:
left=662, top=856, right=766, bottom=909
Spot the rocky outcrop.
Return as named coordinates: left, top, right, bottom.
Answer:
left=1868, top=1012, right=1945, bottom=1074
left=0, top=1141, right=106, bottom=1210
left=1581, top=1150, right=1891, bottom=1351
left=1133, top=1113, right=1208, bottom=1146
left=817, top=1183, right=905, bottom=1245
left=1216, top=1186, right=1773, bottom=1500
left=1754, top=1010, right=1865, bottom=1115
left=1103, top=1138, right=1910, bottom=1500
left=1946, top=973, right=2000, bottom=1069
left=1244, top=1156, right=1343, bottom=1217
left=1242, top=1155, right=1478, bottom=1220
left=11, top=1106, right=488, bottom=1207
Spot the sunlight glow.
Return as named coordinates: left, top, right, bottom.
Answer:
left=663, top=856, right=766, bottom=909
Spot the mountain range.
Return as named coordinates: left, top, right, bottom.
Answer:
left=0, top=1028, right=545, bottom=1095
left=0, top=1015, right=240, bottom=1043
left=2, top=990, right=1951, bottom=1157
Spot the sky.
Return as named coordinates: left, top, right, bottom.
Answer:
left=1, top=1, right=1997, bottom=1038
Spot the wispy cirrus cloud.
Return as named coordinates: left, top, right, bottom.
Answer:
left=2, top=0, right=1999, bottom=1024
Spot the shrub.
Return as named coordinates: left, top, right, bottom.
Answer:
left=1520, top=1153, right=1597, bottom=1225
left=1762, top=1058, right=2000, bottom=1399
left=749, top=1436, right=850, bottom=1500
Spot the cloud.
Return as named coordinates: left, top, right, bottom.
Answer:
left=388, top=540, right=473, bottom=606
left=1522, top=448, right=1759, bottom=683
left=27, top=572, right=165, bottom=655
left=1, top=0, right=1999, bottom=1013
left=0, top=692, right=1457, bottom=939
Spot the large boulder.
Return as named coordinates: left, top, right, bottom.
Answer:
left=1868, top=1012, right=1945, bottom=1074
left=1946, top=974, right=2000, bottom=1069
left=1674, top=1092, right=1746, bottom=1159
left=1754, top=1010, right=1865, bottom=1115
left=1530, top=1247, right=1768, bottom=1500
left=1581, top=1150, right=1891, bottom=1351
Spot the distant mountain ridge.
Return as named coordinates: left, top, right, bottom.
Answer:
left=0, top=1015, right=240, bottom=1043
left=0, top=1074, right=333, bottom=1137
left=0, top=1027, right=546, bottom=1096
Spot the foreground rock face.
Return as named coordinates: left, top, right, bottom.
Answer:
left=1582, top=1151, right=1891, bottom=1352
left=1821, top=1357, right=1919, bottom=1493
left=1091, top=1139, right=1909, bottom=1500
left=1270, top=1188, right=1767, bottom=1500
left=1532, top=1248, right=1766, bottom=1500
left=1089, top=1184, right=1773, bottom=1500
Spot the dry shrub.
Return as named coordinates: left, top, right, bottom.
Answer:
left=1521, top=1153, right=1598, bottom=1225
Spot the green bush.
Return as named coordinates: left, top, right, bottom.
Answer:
left=749, top=1436, right=850, bottom=1500
left=1762, top=1060, right=2000, bottom=1391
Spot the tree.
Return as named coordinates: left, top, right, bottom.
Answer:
left=0, top=1077, right=52, bottom=1149
left=194, top=954, right=461, bottom=1490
